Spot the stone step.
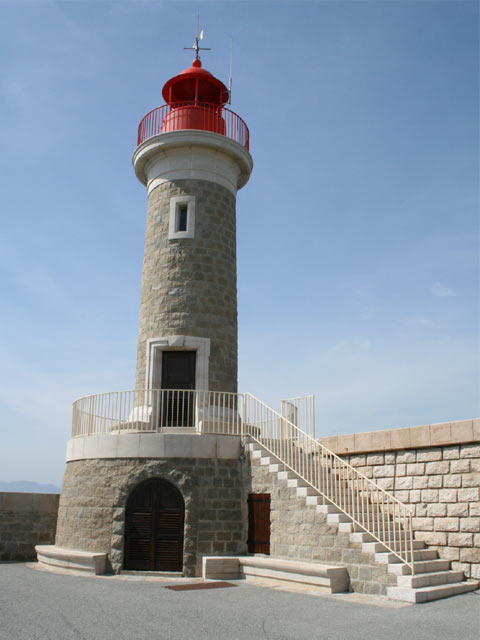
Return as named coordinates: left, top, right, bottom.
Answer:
left=260, top=456, right=275, bottom=466
left=397, top=570, right=467, bottom=589
left=327, top=513, right=352, bottom=523
left=314, top=504, right=342, bottom=514
left=388, top=559, right=451, bottom=576
left=362, top=540, right=426, bottom=554
left=269, top=464, right=284, bottom=473
left=36, top=545, right=107, bottom=575
left=296, top=486, right=319, bottom=497
left=250, top=450, right=263, bottom=460
left=287, top=478, right=308, bottom=488
left=202, top=556, right=349, bottom=594
left=376, top=549, right=438, bottom=564
left=277, top=470, right=296, bottom=480
left=387, top=580, right=480, bottom=604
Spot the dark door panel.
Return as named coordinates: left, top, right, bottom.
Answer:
left=124, top=479, right=185, bottom=571
left=247, top=493, right=271, bottom=555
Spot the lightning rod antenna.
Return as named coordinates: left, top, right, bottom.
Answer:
left=184, top=13, right=210, bottom=61
left=228, top=39, right=233, bottom=105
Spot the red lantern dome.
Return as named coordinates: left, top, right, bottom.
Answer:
left=160, top=59, right=229, bottom=135
left=162, top=58, right=229, bottom=106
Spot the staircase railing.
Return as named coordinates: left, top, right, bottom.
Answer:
left=243, top=393, right=415, bottom=574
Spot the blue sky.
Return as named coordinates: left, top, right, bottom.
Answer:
left=0, top=1, right=478, bottom=486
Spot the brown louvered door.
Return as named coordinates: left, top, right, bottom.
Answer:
left=124, top=479, right=184, bottom=571
left=247, top=493, right=271, bottom=554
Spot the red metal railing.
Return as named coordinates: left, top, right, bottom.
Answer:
left=137, top=102, right=249, bottom=150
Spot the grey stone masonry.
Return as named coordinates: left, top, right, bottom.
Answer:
left=55, top=458, right=245, bottom=575
left=135, top=179, right=238, bottom=392
left=0, top=492, right=59, bottom=561
left=340, top=442, right=480, bottom=579
left=245, top=458, right=396, bottom=596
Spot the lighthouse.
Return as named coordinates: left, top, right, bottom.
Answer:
left=133, top=48, right=252, bottom=398
left=36, top=40, right=254, bottom=577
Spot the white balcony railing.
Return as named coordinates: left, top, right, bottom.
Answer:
left=72, top=389, right=242, bottom=437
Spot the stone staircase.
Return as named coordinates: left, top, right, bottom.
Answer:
left=247, top=440, right=479, bottom=603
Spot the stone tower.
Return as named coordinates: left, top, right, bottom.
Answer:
left=133, top=56, right=252, bottom=395
left=37, top=44, right=254, bottom=577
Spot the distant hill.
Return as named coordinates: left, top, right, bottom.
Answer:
left=0, top=481, right=61, bottom=494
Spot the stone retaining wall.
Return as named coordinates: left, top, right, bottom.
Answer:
left=56, top=458, right=245, bottom=575
left=246, top=457, right=396, bottom=595
left=320, top=420, right=480, bottom=579
left=0, top=492, right=59, bottom=562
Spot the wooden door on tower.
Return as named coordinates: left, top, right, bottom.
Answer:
left=247, top=493, right=271, bottom=554
left=161, top=351, right=196, bottom=427
left=124, top=478, right=184, bottom=571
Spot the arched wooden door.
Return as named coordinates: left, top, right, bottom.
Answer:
left=124, top=478, right=184, bottom=571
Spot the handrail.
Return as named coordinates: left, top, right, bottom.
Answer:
left=72, top=389, right=242, bottom=437
left=137, top=102, right=249, bottom=150
left=71, top=388, right=415, bottom=573
left=243, top=392, right=415, bottom=574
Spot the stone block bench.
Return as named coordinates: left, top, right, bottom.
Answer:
left=202, top=556, right=349, bottom=593
left=35, top=545, right=107, bottom=575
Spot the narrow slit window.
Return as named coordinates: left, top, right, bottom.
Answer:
left=169, top=195, right=195, bottom=239
left=176, top=205, right=188, bottom=232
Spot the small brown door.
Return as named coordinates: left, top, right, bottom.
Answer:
left=124, top=478, right=184, bottom=571
left=247, top=493, right=271, bottom=554
left=161, top=351, right=196, bottom=427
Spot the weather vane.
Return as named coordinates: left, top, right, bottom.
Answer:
left=184, top=14, right=211, bottom=60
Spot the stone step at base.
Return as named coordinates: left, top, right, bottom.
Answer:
left=376, top=549, right=438, bottom=564
left=397, top=570, right=467, bottom=589
left=387, top=580, right=479, bottom=604
left=35, top=545, right=107, bottom=575
left=388, top=559, right=451, bottom=576
left=202, top=556, right=349, bottom=594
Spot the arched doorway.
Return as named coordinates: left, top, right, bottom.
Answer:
left=124, top=478, right=185, bottom=571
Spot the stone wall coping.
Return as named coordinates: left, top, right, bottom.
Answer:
left=319, top=419, right=480, bottom=455
left=66, top=433, right=242, bottom=462
left=0, top=492, right=59, bottom=512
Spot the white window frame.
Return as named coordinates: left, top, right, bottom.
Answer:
left=168, top=196, right=195, bottom=240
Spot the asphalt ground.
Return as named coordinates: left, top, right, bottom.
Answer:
left=0, top=563, right=479, bottom=640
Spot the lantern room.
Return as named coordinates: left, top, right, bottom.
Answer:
left=137, top=60, right=249, bottom=149
left=161, top=59, right=228, bottom=135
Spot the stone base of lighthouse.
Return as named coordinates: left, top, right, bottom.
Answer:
left=42, top=434, right=246, bottom=576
